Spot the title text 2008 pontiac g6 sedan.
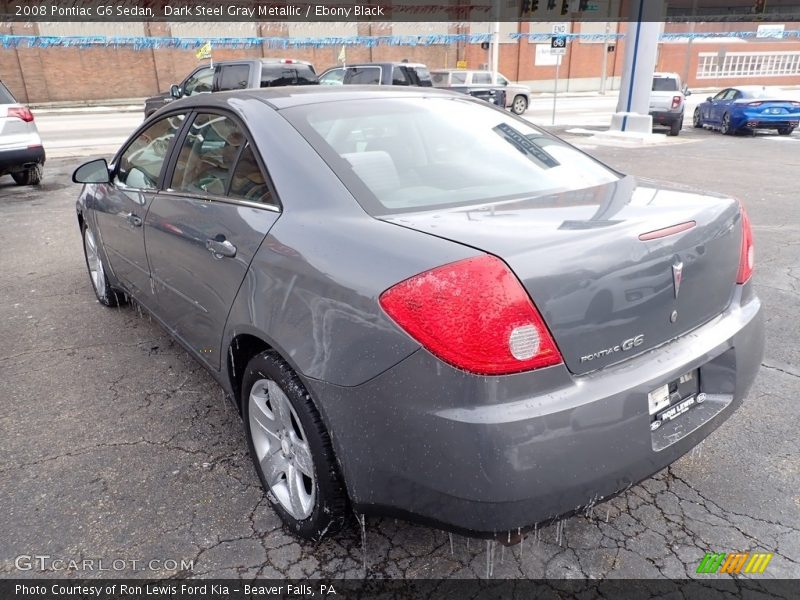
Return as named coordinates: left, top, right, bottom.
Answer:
left=73, top=87, right=764, bottom=540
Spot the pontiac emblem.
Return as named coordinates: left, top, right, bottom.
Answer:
left=672, top=259, right=683, bottom=299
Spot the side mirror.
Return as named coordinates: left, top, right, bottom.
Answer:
left=707, top=96, right=713, bottom=102
left=170, top=84, right=182, bottom=99
left=72, top=158, right=110, bottom=184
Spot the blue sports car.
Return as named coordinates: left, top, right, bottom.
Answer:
left=693, top=86, right=800, bottom=135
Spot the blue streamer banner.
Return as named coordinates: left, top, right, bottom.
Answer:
left=1, top=30, right=798, bottom=50
left=0, top=33, right=494, bottom=50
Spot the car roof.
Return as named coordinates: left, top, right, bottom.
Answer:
left=164, top=85, right=461, bottom=111
left=653, top=72, right=680, bottom=78
left=337, top=62, right=429, bottom=68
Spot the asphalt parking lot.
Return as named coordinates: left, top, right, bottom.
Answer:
left=1, top=124, right=798, bottom=579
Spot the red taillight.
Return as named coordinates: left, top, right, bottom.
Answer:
left=8, top=106, right=34, bottom=122
left=736, top=206, right=754, bottom=284
left=748, top=101, right=764, bottom=107
left=671, top=95, right=682, bottom=109
left=379, top=255, right=563, bottom=375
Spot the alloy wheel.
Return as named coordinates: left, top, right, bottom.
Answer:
left=83, top=228, right=106, bottom=295
left=512, top=96, right=528, bottom=115
left=248, top=378, right=316, bottom=520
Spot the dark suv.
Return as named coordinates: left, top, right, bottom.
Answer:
left=318, top=62, right=433, bottom=87
left=144, top=59, right=318, bottom=117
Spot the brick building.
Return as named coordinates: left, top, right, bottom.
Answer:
left=1, top=19, right=799, bottom=104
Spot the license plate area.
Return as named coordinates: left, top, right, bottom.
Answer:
left=648, top=368, right=700, bottom=428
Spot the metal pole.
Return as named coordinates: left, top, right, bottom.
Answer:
left=682, top=0, right=699, bottom=85
left=491, top=21, right=500, bottom=83
left=600, top=22, right=610, bottom=94
left=552, top=56, right=561, bottom=126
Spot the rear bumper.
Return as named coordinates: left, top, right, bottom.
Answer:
left=0, top=145, right=45, bottom=174
left=305, top=285, right=764, bottom=536
left=649, top=110, right=682, bottom=126
left=736, top=112, right=799, bottom=129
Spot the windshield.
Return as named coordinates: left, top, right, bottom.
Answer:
left=284, top=97, right=619, bottom=215
left=652, top=77, right=679, bottom=92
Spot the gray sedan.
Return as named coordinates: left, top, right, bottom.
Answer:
left=73, top=86, right=763, bottom=541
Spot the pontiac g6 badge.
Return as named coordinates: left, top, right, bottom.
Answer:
left=580, top=334, right=644, bottom=363
left=672, top=259, right=684, bottom=299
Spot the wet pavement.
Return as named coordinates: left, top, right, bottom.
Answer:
left=1, top=126, right=798, bottom=579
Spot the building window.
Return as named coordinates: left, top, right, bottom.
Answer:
left=697, top=51, right=800, bottom=79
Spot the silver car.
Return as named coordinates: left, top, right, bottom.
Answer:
left=431, top=69, right=532, bottom=115
left=73, top=86, right=763, bottom=541
left=0, top=80, right=44, bottom=185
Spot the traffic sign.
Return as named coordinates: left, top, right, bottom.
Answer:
left=551, top=35, right=567, bottom=55
left=552, top=23, right=568, bottom=35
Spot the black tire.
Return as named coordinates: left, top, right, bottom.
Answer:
left=81, top=223, right=123, bottom=307
left=668, top=117, right=683, bottom=136
left=242, top=351, right=347, bottom=540
left=12, top=164, right=42, bottom=186
left=778, top=126, right=795, bottom=136
left=511, top=95, right=528, bottom=115
left=721, top=113, right=734, bottom=135
left=692, top=107, right=703, bottom=128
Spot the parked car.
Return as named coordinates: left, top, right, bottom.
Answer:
left=0, top=80, right=44, bottom=186
left=649, top=72, right=690, bottom=136
left=430, top=69, right=532, bottom=115
left=144, top=59, right=318, bottom=117
left=693, top=85, right=800, bottom=136
left=318, top=62, right=433, bottom=87
left=73, top=86, right=763, bottom=541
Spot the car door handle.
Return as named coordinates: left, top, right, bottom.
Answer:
left=206, top=238, right=236, bottom=259
left=126, top=213, right=143, bottom=227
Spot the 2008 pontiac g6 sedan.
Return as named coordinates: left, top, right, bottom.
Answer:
left=73, top=86, right=764, bottom=540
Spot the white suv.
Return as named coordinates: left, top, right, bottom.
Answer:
left=0, top=80, right=44, bottom=185
left=649, top=72, right=691, bottom=137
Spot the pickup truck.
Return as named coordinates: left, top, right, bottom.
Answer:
left=144, top=58, right=318, bottom=117
left=430, top=69, right=532, bottom=115
left=649, top=72, right=691, bottom=136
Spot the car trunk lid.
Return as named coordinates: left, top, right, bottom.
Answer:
left=381, top=177, right=742, bottom=375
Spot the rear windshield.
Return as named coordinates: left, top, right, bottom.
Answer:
left=0, top=81, right=16, bottom=104
left=344, top=67, right=381, bottom=85
left=284, top=97, right=619, bottom=215
left=652, top=77, right=679, bottom=91
left=261, top=65, right=318, bottom=87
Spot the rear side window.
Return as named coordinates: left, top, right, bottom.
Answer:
left=345, top=67, right=381, bottom=85
left=229, top=143, right=272, bottom=204
left=261, top=65, right=317, bottom=87
left=472, top=72, right=492, bottom=84
left=116, top=114, right=185, bottom=190
left=218, top=65, right=250, bottom=91
left=0, top=81, right=16, bottom=104
left=451, top=72, right=467, bottom=84
left=430, top=72, right=448, bottom=86
left=170, top=113, right=244, bottom=196
left=652, top=77, right=679, bottom=92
